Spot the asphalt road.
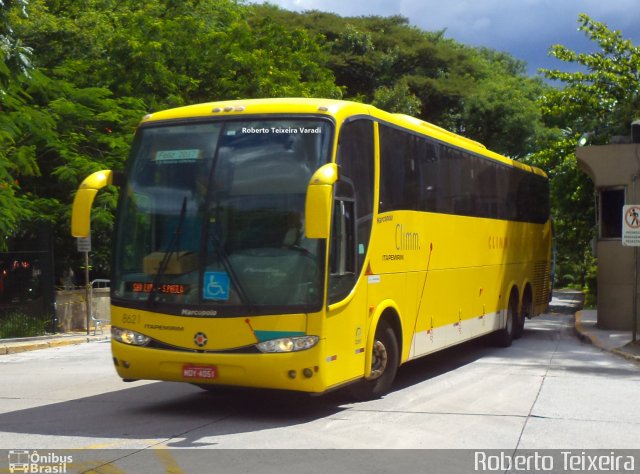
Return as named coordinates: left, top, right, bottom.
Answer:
left=1, top=310, right=638, bottom=473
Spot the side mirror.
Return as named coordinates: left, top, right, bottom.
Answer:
left=305, top=163, right=338, bottom=239
left=71, top=170, right=115, bottom=237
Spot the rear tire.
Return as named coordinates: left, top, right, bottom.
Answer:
left=348, top=320, right=399, bottom=400
left=494, top=292, right=517, bottom=347
left=514, top=290, right=531, bottom=339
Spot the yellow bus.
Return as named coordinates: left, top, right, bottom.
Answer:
left=72, top=98, right=552, bottom=399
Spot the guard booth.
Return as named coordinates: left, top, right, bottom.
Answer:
left=575, top=121, right=640, bottom=330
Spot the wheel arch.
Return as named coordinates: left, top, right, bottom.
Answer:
left=365, top=301, right=403, bottom=377
left=506, top=282, right=520, bottom=314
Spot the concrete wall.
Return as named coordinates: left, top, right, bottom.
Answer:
left=576, top=144, right=640, bottom=188
left=576, top=143, right=640, bottom=330
left=597, top=241, right=635, bottom=330
left=55, top=288, right=110, bottom=332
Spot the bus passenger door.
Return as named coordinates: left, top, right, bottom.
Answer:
left=323, top=118, right=375, bottom=388
left=324, top=187, right=370, bottom=387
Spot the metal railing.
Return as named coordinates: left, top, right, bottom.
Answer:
left=91, top=279, right=111, bottom=289
left=89, top=279, right=110, bottom=335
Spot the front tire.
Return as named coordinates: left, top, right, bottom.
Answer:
left=349, top=320, right=399, bottom=400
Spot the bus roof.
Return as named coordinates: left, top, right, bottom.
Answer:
left=141, top=98, right=547, bottom=178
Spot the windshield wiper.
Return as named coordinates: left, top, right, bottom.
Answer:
left=147, top=196, right=187, bottom=307
left=209, top=228, right=254, bottom=310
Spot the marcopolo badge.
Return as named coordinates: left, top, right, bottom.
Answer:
left=193, top=332, right=208, bottom=348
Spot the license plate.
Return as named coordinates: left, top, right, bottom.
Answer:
left=182, top=365, right=217, bottom=379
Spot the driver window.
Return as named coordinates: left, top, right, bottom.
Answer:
left=327, top=118, right=374, bottom=304
left=328, top=199, right=356, bottom=303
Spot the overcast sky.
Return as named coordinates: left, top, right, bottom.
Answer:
left=252, top=0, right=640, bottom=76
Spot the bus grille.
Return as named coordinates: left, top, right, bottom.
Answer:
left=533, top=260, right=550, bottom=306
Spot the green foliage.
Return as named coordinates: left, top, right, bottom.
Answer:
left=583, top=254, right=597, bottom=308
left=1, top=0, right=31, bottom=88
left=526, top=129, right=595, bottom=290
left=1, top=0, right=37, bottom=248
left=3, top=0, right=343, bottom=276
left=254, top=5, right=547, bottom=159
left=3, top=0, right=594, bottom=289
left=0, top=311, right=49, bottom=338
left=372, top=79, right=421, bottom=115
left=18, top=71, right=146, bottom=275
left=534, top=14, right=640, bottom=291
left=22, top=0, right=342, bottom=109
left=541, top=13, right=640, bottom=139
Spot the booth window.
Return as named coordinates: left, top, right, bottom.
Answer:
left=599, top=188, right=625, bottom=239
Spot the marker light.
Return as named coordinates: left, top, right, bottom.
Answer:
left=256, top=336, right=319, bottom=353
left=112, top=326, right=151, bottom=346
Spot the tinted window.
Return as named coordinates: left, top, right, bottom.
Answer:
left=379, top=125, right=419, bottom=212
left=335, top=119, right=375, bottom=272
left=329, top=119, right=375, bottom=303
left=379, top=123, right=549, bottom=224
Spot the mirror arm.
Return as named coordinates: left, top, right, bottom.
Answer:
left=71, top=169, right=115, bottom=238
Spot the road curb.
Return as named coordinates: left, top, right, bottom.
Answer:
left=574, top=311, right=599, bottom=346
left=610, top=346, right=640, bottom=363
left=0, top=334, right=110, bottom=355
left=574, top=311, right=640, bottom=363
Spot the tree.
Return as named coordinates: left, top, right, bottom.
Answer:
left=6, top=0, right=342, bottom=276
left=253, top=5, right=548, bottom=160
left=5, top=0, right=147, bottom=273
left=21, top=0, right=341, bottom=110
left=461, top=49, right=550, bottom=158
left=0, top=0, right=39, bottom=247
left=532, top=14, right=640, bottom=289
left=372, top=79, right=421, bottom=115
left=541, top=13, right=640, bottom=139
left=20, top=72, right=146, bottom=276
left=4, top=0, right=558, bottom=281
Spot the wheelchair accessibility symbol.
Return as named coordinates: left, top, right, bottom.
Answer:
left=203, top=271, right=230, bottom=300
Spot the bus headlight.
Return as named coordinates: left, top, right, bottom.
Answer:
left=256, top=336, right=319, bottom=353
left=112, top=326, right=151, bottom=346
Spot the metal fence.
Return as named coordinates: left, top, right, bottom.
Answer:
left=55, top=280, right=111, bottom=333
left=0, top=250, right=56, bottom=338
left=1, top=223, right=58, bottom=338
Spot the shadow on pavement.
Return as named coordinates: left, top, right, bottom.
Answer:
left=3, top=306, right=636, bottom=448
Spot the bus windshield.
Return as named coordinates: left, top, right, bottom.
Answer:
left=113, top=118, right=333, bottom=314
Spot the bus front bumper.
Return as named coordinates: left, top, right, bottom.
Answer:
left=111, top=340, right=327, bottom=393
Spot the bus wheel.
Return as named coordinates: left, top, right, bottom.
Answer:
left=349, top=320, right=399, bottom=400
left=494, top=292, right=517, bottom=348
left=514, top=290, right=531, bottom=339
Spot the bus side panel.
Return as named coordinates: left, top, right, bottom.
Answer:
left=321, top=269, right=420, bottom=389
left=370, top=212, right=550, bottom=360
left=410, top=264, right=506, bottom=358
left=365, top=271, right=418, bottom=364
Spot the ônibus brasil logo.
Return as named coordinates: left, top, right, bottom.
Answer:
left=7, top=450, right=72, bottom=473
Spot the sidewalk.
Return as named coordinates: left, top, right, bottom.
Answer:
left=575, top=310, right=640, bottom=363
left=0, top=329, right=110, bottom=355
left=550, top=289, right=640, bottom=363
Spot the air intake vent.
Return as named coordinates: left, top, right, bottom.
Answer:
left=534, top=260, right=551, bottom=306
